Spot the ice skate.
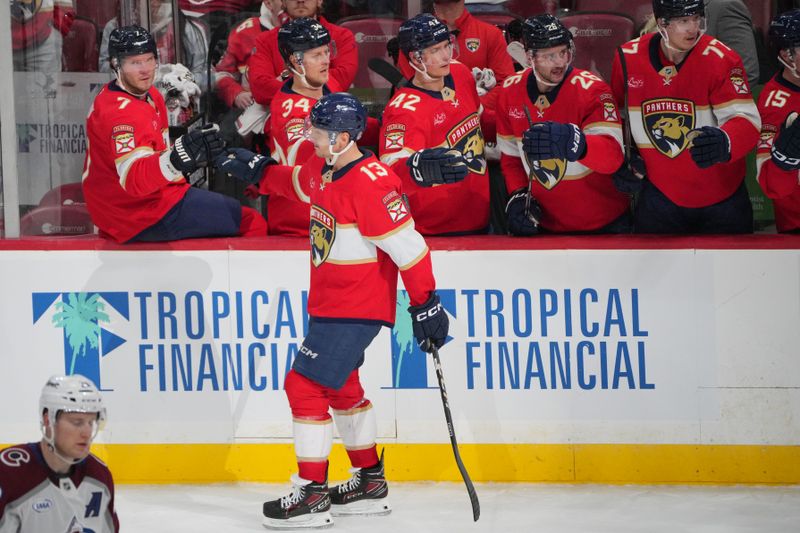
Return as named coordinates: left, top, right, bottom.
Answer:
left=329, top=450, right=391, bottom=517
left=262, top=475, right=333, bottom=530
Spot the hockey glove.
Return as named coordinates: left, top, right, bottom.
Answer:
left=407, top=148, right=469, bottom=187
left=688, top=126, right=731, bottom=168
left=472, top=67, right=497, bottom=97
left=771, top=112, right=800, bottom=171
left=159, top=63, right=201, bottom=108
left=170, top=123, right=225, bottom=174
left=505, top=187, right=542, bottom=236
left=214, top=148, right=276, bottom=185
left=523, top=122, right=587, bottom=163
left=408, top=293, right=449, bottom=353
left=612, top=150, right=646, bottom=194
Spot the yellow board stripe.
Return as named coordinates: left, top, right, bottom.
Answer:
left=27, top=443, right=795, bottom=485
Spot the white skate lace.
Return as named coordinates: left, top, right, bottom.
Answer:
left=280, top=485, right=305, bottom=509
left=338, top=469, right=362, bottom=493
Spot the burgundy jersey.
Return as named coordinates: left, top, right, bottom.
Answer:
left=83, top=82, right=189, bottom=243
left=379, top=61, right=489, bottom=235
left=267, top=81, right=338, bottom=236
left=0, top=443, right=119, bottom=532
left=756, top=74, right=800, bottom=232
left=214, top=15, right=268, bottom=108
left=610, top=32, right=760, bottom=208
left=254, top=151, right=436, bottom=322
left=497, top=67, right=628, bottom=232
left=248, top=17, right=357, bottom=109
left=11, top=0, right=74, bottom=50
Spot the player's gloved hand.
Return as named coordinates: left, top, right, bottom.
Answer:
left=214, top=148, right=276, bottom=185
left=160, top=63, right=201, bottom=108
left=688, top=126, right=731, bottom=168
left=612, top=150, right=646, bottom=194
left=169, top=123, right=225, bottom=174
left=771, top=112, right=800, bottom=171
left=472, top=67, right=497, bottom=97
left=407, top=148, right=469, bottom=186
left=505, top=187, right=541, bottom=236
left=408, top=293, right=449, bottom=353
left=523, top=122, right=587, bottom=162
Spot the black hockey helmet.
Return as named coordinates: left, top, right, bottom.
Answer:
left=278, top=17, right=331, bottom=64
left=522, top=14, right=573, bottom=52
left=108, top=25, right=157, bottom=69
left=652, top=0, right=705, bottom=21
left=309, top=93, right=367, bottom=142
left=770, top=10, right=800, bottom=52
left=397, top=13, right=450, bottom=57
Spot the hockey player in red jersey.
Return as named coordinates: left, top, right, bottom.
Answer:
left=82, top=25, right=267, bottom=243
left=0, top=375, right=119, bottom=532
left=497, top=15, right=630, bottom=235
left=756, top=10, right=800, bottom=233
left=214, top=0, right=286, bottom=111
left=611, top=0, right=760, bottom=234
left=247, top=0, right=357, bottom=111
left=216, top=93, right=449, bottom=529
left=380, top=13, right=487, bottom=235
left=260, top=17, right=340, bottom=236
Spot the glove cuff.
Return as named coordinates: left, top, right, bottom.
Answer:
left=161, top=151, right=186, bottom=181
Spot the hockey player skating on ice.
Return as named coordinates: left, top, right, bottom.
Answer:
left=379, top=13, right=488, bottom=236
left=0, top=375, right=119, bottom=532
left=82, top=25, right=267, bottom=243
left=756, top=10, right=800, bottom=233
left=496, top=15, right=631, bottom=235
left=610, top=0, right=760, bottom=234
left=218, top=93, right=449, bottom=529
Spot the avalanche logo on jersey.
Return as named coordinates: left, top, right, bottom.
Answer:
left=446, top=113, right=486, bottom=175
left=642, top=98, right=695, bottom=158
left=310, top=205, right=335, bottom=267
left=465, top=38, right=480, bottom=53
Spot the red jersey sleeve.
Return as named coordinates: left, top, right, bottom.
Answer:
left=756, top=82, right=800, bottom=199
left=327, top=21, right=358, bottom=91
left=578, top=78, right=624, bottom=174
left=248, top=29, right=285, bottom=107
left=496, top=74, right=532, bottom=192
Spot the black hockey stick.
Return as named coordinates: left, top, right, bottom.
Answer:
left=367, top=57, right=406, bottom=89
left=431, top=345, right=480, bottom=522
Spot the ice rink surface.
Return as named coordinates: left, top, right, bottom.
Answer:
left=118, top=482, right=800, bottom=532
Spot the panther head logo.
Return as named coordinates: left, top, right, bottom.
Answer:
left=309, top=206, right=335, bottom=267
left=642, top=98, right=696, bottom=159
left=530, top=157, right=568, bottom=190
left=446, top=114, right=487, bottom=175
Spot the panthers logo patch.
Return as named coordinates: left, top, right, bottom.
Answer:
left=309, top=206, right=335, bottom=267
left=465, top=38, right=480, bottom=53
left=642, top=98, right=695, bottom=158
left=446, top=113, right=487, bottom=175
left=527, top=155, right=568, bottom=190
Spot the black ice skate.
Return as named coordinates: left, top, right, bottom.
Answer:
left=262, top=474, right=333, bottom=530
left=329, top=450, right=391, bottom=516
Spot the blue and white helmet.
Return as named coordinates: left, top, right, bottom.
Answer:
left=40, top=374, right=106, bottom=437
left=309, top=92, right=367, bottom=142
left=397, top=13, right=451, bottom=58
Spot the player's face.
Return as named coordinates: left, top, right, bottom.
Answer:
left=299, top=44, right=331, bottom=87
left=662, top=14, right=704, bottom=51
left=53, top=412, right=99, bottom=461
left=118, top=52, right=157, bottom=94
left=416, top=40, right=454, bottom=78
left=532, top=44, right=571, bottom=84
left=283, top=0, right=321, bottom=19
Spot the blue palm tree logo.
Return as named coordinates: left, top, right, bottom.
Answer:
left=32, top=292, right=129, bottom=388
left=52, top=293, right=110, bottom=375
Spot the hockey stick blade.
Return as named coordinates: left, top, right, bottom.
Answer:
left=431, top=345, right=480, bottom=522
left=367, top=58, right=405, bottom=89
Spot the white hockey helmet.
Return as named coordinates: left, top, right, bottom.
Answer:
left=40, top=374, right=107, bottom=437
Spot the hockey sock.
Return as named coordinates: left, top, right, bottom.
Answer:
left=330, top=371, right=379, bottom=469
left=285, top=370, right=333, bottom=483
